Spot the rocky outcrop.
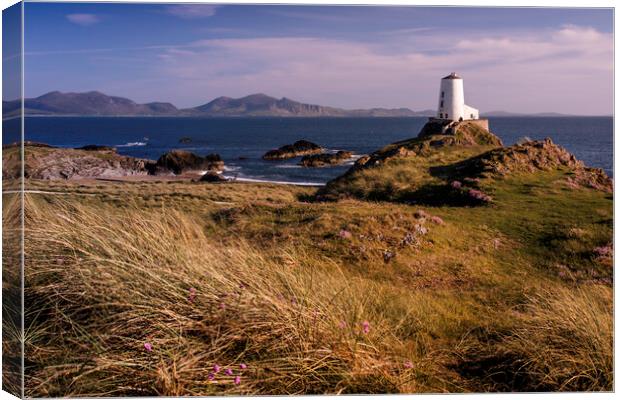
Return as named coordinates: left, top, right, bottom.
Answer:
left=5, top=143, right=227, bottom=180
left=199, top=171, right=228, bottom=183
left=262, top=140, right=323, bottom=160
left=4, top=144, right=153, bottom=180
left=76, top=145, right=117, bottom=152
left=342, top=120, right=503, bottom=176
left=317, top=120, right=611, bottom=203
left=299, top=151, right=353, bottom=167
left=3, top=141, right=54, bottom=149
left=447, top=138, right=612, bottom=192
left=151, top=150, right=224, bottom=175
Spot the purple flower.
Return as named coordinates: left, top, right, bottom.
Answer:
left=188, top=287, right=197, bottom=302
left=207, top=373, right=215, bottom=381
left=213, top=364, right=221, bottom=373
left=451, top=180, right=462, bottom=189
left=593, top=245, right=612, bottom=258
left=404, top=361, right=413, bottom=369
left=468, top=189, right=492, bottom=203
left=143, top=342, right=153, bottom=352
left=239, top=363, right=247, bottom=370
left=234, top=376, right=241, bottom=385
left=361, top=320, right=370, bottom=334
left=219, top=302, right=226, bottom=310
left=225, top=368, right=233, bottom=376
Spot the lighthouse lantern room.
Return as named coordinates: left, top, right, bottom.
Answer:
left=437, top=72, right=479, bottom=121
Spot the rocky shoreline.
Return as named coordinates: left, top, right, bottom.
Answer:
left=299, top=150, right=353, bottom=167
left=3, top=143, right=226, bottom=181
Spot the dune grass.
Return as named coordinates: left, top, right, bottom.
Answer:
left=19, top=166, right=612, bottom=395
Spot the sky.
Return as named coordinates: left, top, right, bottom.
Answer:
left=4, top=3, right=614, bottom=114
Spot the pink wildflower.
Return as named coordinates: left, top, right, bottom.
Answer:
left=143, top=342, right=153, bottom=352
left=451, top=180, right=462, bottom=189
left=593, top=245, right=612, bottom=258
left=468, top=189, right=492, bottom=203
left=339, top=229, right=352, bottom=239
left=234, top=376, right=241, bottom=385
left=362, top=320, right=370, bottom=334
left=188, top=287, right=197, bottom=302
left=207, top=373, right=215, bottom=381
left=404, top=361, right=413, bottom=369
left=219, top=302, right=226, bottom=310
left=213, top=364, right=221, bottom=373
left=338, top=320, right=347, bottom=329
left=239, top=363, right=247, bottom=370
left=225, top=368, right=233, bottom=376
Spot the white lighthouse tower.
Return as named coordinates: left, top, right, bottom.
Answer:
left=437, top=72, right=479, bottom=121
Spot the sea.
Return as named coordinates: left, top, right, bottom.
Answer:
left=3, top=116, right=613, bottom=185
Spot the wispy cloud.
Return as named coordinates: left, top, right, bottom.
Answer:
left=165, top=5, right=218, bottom=19
left=66, top=13, right=99, bottom=26
left=149, top=25, right=612, bottom=113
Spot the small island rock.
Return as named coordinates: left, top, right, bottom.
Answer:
left=199, top=171, right=228, bottom=182
left=151, top=150, right=224, bottom=175
left=262, top=140, right=323, bottom=160
left=299, top=151, right=353, bottom=167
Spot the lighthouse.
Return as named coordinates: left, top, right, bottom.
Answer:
left=437, top=72, right=479, bottom=121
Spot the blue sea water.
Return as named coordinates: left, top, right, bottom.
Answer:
left=3, top=116, right=613, bottom=184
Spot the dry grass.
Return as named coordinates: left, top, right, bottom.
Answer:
left=454, top=285, right=612, bottom=392
left=18, top=170, right=613, bottom=395
left=24, top=196, right=442, bottom=396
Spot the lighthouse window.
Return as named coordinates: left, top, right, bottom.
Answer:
left=440, top=101, right=444, bottom=107
left=441, top=91, right=444, bottom=98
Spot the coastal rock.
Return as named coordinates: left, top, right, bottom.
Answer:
left=199, top=172, right=228, bottom=183
left=5, top=143, right=152, bottom=180
left=3, top=141, right=55, bottom=149
left=447, top=138, right=612, bottom=192
left=299, top=151, right=353, bottom=167
left=76, top=145, right=117, bottom=152
left=337, top=120, right=502, bottom=178
left=153, top=150, right=224, bottom=175
left=262, top=140, right=323, bottom=160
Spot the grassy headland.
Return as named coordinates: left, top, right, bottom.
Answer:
left=7, top=121, right=613, bottom=395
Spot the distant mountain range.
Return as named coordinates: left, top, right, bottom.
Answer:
left=2, top=91, right=434, bottom=118
left=3, top=91, right=591, bottom=119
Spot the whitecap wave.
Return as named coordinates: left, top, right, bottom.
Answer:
left=117, top=142, right=147, bottom=147
left=274, top=164, right=302, bottom=169
left=222, top=175, right=324, bottom=186
left=224, top=165, right=241, bottom=172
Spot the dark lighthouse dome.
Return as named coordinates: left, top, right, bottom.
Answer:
left=442, top=72, right=462, bottom=80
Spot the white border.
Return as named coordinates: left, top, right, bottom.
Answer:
left=0, top=1, right=616, bottom=400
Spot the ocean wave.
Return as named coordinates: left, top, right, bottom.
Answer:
left=274, top=164, right=302, bottom=169
left=222, top=175, right=324, bottom=186
left=116, top=142, right=147, bottom=147
left=224, top=165, right=241, bottom=172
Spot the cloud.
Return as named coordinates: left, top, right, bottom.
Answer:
left=165, top=5, right=218, bottom=19
left=149, top=25, right=612, bottom=114
left=66, top=13, right=99, bottom=26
